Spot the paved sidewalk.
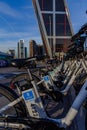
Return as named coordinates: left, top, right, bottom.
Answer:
left=0, top=67, right=25, bottom=85
left=0, top=67, right=18, bottom=73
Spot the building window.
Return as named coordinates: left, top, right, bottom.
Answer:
left=38, top=0, right=53, bottom=11
left=55, top=14, right=72, bottom=36
left=56, top=39, right=71, bottom=52
left=42, top=14, right=53, bottom=36
left=55, top=0, right=65, bottom=11
left=56, top=43, right=63, bottom=52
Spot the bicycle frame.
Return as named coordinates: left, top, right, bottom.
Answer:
left=0, top=74, right=87, bottom=129
left=0, top=53, right=87, bottom=129
left=38, top=59, right=83, bottom=95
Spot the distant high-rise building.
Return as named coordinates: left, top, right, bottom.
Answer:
left=18, top=40, right=25, bottom=58
left=37, top=44, right=44, bottom=56
left=32, top=0, right=74, bottom=58
left=25, top=47, right=27, bottom=58
left=29, top=40, right=38, bottom=57
left=8, top=49, right=15, bottom=58
left=29, top=40, right=44, bottom=57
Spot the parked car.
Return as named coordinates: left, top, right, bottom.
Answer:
left=0, top=60, right=8, bottom=67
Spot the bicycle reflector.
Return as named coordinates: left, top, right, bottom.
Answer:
left=10, top=83, right=16, bottom=89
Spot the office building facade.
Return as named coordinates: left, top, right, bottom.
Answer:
left=25, top=47, right=27, bottom=58
left=29, top=40, right=44, bottom=57
left=37, top=44, right=44, bottom=56
left=8, top=49, right=15, bottom=58
left=29, top=40, right=38, bottom=57
left=32, top=0, right=74, bottom=58
left=18, top=40, right=25, bottom=58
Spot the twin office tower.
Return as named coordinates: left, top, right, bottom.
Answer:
left=32, top=0, right=73, bottom=58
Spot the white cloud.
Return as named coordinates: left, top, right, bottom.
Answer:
left=21, top=5, right=33, bottom=10
left=0, top=28, right=42, bottom=43
left=0, top=30, right=21, bottom=39
left=0, top=2, right=20, bottom=17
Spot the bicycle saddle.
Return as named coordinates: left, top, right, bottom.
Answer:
left=10, top=55, right=47, bottom=68
left=10, top=57, right=36, bottom=68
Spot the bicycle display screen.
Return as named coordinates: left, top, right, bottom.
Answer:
left=23, top=89, right=35, bottom=101
left=43, top=76, right=50, bottom=81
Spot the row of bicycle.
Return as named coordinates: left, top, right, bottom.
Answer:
left=0, top=55, right=87, bottom=130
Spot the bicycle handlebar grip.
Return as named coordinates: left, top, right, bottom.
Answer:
left=71, top=32, right=80, bottom=42
left=71, top=23, right=87, bottom=42
left=79, top=23, right=87, bottom=34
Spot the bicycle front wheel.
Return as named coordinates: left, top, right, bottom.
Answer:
left=0, top=84, right=26, bottom=129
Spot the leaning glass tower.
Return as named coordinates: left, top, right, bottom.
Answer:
left=32, top=0, right=74, bottom=58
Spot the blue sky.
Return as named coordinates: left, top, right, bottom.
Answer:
left=0, top=0, right=87, bottom=54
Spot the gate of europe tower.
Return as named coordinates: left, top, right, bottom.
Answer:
left=32, top=0, right=73, bottom=58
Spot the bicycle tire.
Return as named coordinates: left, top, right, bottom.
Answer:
left=73, top=74, right=87, bottom=130
left=73, top=73, right=87, bottom=95
left=0, top=83, right=26, bottom=116
left=10, top=72, right=40, bottom=84
left=10, top=72, right=45, bottom=92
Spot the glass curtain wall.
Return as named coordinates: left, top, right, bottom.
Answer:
left=32, top=0, right=73, bottom=58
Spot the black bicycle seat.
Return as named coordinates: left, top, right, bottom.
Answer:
left=10, top=57, right=36, bottom=69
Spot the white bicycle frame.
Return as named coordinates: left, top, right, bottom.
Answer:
left=0, top=77, right=87, bottom=129
left=0, top=57, right=87, bottom=129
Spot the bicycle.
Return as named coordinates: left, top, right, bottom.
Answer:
left=0, top=56, right=87, bottom=130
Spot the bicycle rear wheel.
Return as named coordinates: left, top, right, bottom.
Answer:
left=10, top=72, right=45, bottom=93
left=0, top=84, right=26, bottom=129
